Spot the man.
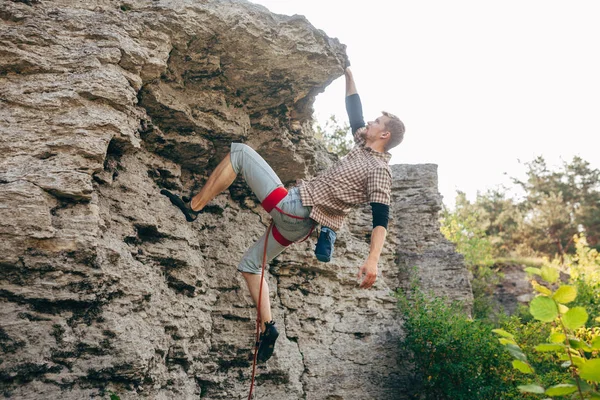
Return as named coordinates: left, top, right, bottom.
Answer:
left=161, top=67, right=405, bottom=363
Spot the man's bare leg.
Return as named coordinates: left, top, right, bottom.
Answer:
left=188, top=152, right=274, bottom=330
left=242, top=272, right=272, bottom=333
left=189, top=153, right=237, bottom=211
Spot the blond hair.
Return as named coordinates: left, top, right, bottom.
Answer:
left=382, top=111, right=405, bottom=151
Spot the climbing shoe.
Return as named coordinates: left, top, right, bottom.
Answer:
left=160, top=189, right=201, bottom=222
left=257, top=320, right=279, bottom=363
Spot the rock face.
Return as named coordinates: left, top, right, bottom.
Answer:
left=0, top=1, right=472, bottom=399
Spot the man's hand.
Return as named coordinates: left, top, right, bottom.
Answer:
left=358, top=226, right=387, bottom=289
left=357, top=259, right=378, bottom=289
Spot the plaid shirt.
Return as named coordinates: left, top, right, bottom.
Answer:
left=298, top=96, right=392, bottom=231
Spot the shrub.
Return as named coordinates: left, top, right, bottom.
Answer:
left=494, top=264, right=600, bottom=399
left=397, top=287, right=519, bottom=399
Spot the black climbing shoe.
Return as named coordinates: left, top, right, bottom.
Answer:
left=160, top=189, right=201, bottom=222
left=257, top=321, right=279, bottom=363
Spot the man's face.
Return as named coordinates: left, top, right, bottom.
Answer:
left=365, top=115, right=390, bottom=141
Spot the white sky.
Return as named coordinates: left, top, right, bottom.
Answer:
left=250, top=0, right=600, bottom=207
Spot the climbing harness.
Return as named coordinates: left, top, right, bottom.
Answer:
left=247, top=186, right=313, bottom=399
left=260, top=187, right=314, bottom=245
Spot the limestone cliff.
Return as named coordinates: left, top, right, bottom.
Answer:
left=0, top=1, right=472, bottom=399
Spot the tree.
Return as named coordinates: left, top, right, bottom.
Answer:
left=445, top=156, right=600, bottom=260
left=314, top=115, right=353, bottom=157
left=445, top=190, right=524, bottom=258
left=513, top=156, right=600, bottom=258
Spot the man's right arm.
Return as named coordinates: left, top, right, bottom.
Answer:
left=345, top=68, right=366, bottom=142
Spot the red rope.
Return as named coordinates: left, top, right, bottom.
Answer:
left=247, top=189, right=315, bottom=398
left=273, top=206, right=315, bottom=243
left=247, top=221, right=273, bottom=400
left=273, top=206, right=305, bottom=219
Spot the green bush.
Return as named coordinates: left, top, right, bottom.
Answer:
left=495, top=264, right=600, bottom=399
left=572, top=277, right=600, bottom=328
left=397, top=287, right=520, bottom=399
left=440, top=207, right=494, bottom=268
left=568, top=235, right=600, bottom=325
left=500, top=316, right=571, bottom=390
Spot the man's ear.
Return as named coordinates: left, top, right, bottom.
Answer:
left=381, top=131, right=391, bottom=140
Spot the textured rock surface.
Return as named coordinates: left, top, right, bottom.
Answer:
left=0, top=1, right=472, bottom=399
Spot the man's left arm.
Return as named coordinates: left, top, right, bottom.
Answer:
left=358, top=168, right=392, bottom=289
left=358, top=225, right=387, bottom=288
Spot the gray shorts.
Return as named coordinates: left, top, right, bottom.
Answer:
left=230, top=143, right=314, bottom=274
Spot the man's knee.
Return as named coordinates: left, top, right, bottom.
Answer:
left=237, top=259, right=261, bottom=275
left=230, top=142, right=251, bottom=174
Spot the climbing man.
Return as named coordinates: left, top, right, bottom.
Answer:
left=161, top=66, right=405, bottom=363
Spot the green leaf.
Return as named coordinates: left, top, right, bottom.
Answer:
left=512, top=360, right=534, bottom=374
left=592, top=336, right=600, bottom=350
left=562, top=307, right=588, bottom=330
left=550, top=332, right=566, bottom=343
left=568, top=347, right=580, bottom=356
left=506, top=343, right=527, bottom=362
left=569, top=338, right=592, bottom=352
left=530, top=296, right=558, bottom=322
left=499, top=338, right=516, bottom=346
left=571, top=355, right=586, bottom=368
left=558, top=304, right=569, bottom=314
left=524, top=267, right=542, bottom=276
left=535, top=343, right=565, bottom=352
left=518, top=384, right=545, bottom=394
left=577, top=377, right=593, bottom=392
left=492, top=329, right=515, bottom=339
left=545, top=384, right=578, bottom=396
left=541, top=266, right=559, bottom=283
left=580, top=359, right=600, bottom=383
left=552, top=285, right=577, bottom=304
left=532, top=280, right=552, bottom=296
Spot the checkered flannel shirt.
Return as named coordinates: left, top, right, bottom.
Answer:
left=298, top=94, right=392, bottom=231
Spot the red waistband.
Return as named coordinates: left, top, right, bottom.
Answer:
left=261, top=186, right=288, bottom=213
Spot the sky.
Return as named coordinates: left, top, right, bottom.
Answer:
left=250, top=0, right=600, bottom=208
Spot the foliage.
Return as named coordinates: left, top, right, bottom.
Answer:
left=514, top=156, right=600, bottom=257
left=441, top=200, right=500, bottom=320
left=569, top=235, right=600, bottom=287
left=565, top=235, right=600, bottom=326
left=500, top=315, right=572, bottom=388
left=314, top=115, right=353, bottom=157
left=441, top=202, right=495, bottom=267
left=470, top=265, right=503, bottom=321
left=444, top=190, right=525, bottom=258
left=396, top=283, right=580, bottom=399
left=410, top=156, right=600, bottom=398
left=444, top=156, right=600, bottom=260
left=397, top=286, right=520, bottom=399
left=494, top=264, right=600, bottom=399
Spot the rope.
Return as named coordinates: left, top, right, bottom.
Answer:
left=246, top=192, right=315, bottom=398
left=247, top=221, right=273, bottom=400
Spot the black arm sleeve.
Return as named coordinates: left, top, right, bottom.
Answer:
left=370, top=202, right=389, bottom=229
left=345, top=93, right=366, bottom=134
